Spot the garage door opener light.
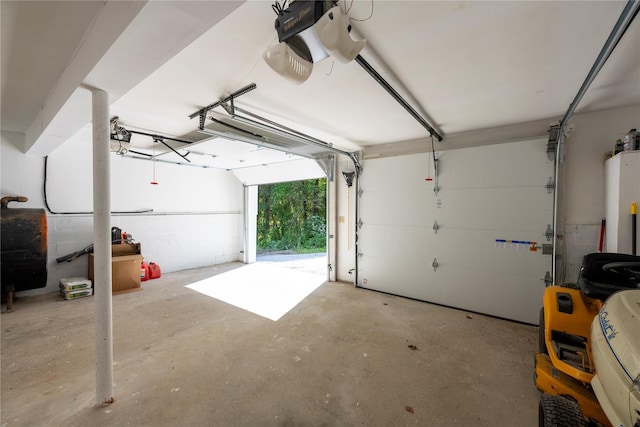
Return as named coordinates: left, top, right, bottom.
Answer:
left=263, top=1, right=366, bottom=84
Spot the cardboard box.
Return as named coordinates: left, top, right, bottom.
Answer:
left=88, top=245, right=143, bottom=294
left=113, top=243, right=141, bottom=256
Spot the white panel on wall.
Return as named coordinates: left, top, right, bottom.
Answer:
left=358, top=138, right=553, bottom=324
left=605, top=150, right=640, bottom=254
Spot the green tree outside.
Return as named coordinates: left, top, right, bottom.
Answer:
left=257, top=178, right=326, bottom=253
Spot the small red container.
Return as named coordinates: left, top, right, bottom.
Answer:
left=141, top=262, right=150, bottom=282
left=148, top=262, right=161, bottom=280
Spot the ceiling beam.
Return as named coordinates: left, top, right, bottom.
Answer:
left=25, top=1, right=245, bottom=157
left=24, top=1, right=148, bottom=155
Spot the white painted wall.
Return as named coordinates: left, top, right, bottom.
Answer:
left=2, top=130, right=244, bottom=296
left=559, top=104, right=640, bottom=282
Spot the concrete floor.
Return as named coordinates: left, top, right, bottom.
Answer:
left=1, top=261, right=539, bottom=426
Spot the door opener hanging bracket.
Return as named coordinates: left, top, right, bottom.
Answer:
left=190, top=83, right=257, bottom=130
left=221, top=97, right=235, bottom=116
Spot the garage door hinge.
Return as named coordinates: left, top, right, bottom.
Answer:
left=432, top=258, right=439, bottom=271
left=545, top=177, right=555, bottom=194
left=545, top=224, right=554, bottom=241
left=357, top=188, right=363, bottom=197
left=357, top=219, right=363, bottom=229
left=542, top=271, right=552, bottom=287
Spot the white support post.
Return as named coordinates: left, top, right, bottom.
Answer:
left=92, top=88, right=113, bottom=406
left=244, top=185, right=257, bottom=264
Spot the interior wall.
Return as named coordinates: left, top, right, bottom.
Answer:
left=1, top=130, right=244, bottom=296
left=559, top=103, right=640, bottom=282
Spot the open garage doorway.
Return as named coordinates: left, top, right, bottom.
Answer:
left=191, top=177, right=330, bottom=321
left=255, top=178, right=328, bottom=280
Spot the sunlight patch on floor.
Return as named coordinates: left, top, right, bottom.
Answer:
left=185, top=262, right=325, bottom=321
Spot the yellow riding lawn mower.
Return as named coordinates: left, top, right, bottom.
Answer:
left=535, top=252, right=640, bottom=427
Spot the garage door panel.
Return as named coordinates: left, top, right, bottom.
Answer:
left=432, top=269, right=543, bottom=323
left=359, top=223, right=433, bottom=263
left=358, top=138, right=552, bottom=324
left=435, top=187, right=552, bottom=232
left=360, top=226, right=548, bottom=278
left=359, top=255, right=435, bottom=301
left=433, top=229, right=549, bottom=277
left=438, top=138, right=551, bottom=188
left=360, top=256, right=543, bottom=323
left=360, top=154, right=431, bottom=191
left=360, top=189, right=432, bottom=227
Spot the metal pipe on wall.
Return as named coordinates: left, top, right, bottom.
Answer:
left=43, top=156, right=153, bottom=215
left=92, top=89, right=114, bottom=406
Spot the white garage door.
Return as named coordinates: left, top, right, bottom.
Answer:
left=357, top=138, right=553, bottom=324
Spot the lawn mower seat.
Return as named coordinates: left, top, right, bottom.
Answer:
left=578, top=252, right=640, bottom=301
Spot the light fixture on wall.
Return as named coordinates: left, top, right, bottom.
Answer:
left=263, top=1, right=366, bottom=84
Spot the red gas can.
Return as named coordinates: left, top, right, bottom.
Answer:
left=148, top=262, right=161, bottom=280
left=141, top=262, right=150, bottom=282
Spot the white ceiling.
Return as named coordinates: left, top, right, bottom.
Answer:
left=2, top=1, right=639, bottom=170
